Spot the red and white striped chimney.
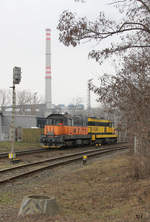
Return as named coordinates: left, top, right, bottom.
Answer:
left=45, top=28, right=52, bottom=114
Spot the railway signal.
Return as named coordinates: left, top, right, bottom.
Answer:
left=13, top=66, right=21, bottom=84
left=9, top=67, right=22, bottom=162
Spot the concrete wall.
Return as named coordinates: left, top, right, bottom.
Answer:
left=0, top=114, right=38, bottom=141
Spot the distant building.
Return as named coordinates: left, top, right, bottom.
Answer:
left=67, top=104, right=84, bottom=111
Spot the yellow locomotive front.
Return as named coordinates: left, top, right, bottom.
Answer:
left=88, top=117, right=117, bottom=145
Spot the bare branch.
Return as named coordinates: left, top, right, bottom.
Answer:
left=137, top=0, right=150, bottom=13
left=57, top=0, right=150, bottom=61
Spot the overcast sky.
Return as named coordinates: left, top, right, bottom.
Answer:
left=0, top=0, right=117, bottom=107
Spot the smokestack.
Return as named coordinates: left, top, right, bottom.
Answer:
left=45, top=28, right=52, bottom=116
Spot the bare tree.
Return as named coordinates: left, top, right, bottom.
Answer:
left=90, top=49, right=150, bottom=153
left=16, top=90, right=43, bottom=115
left=69, top=97, right=84, bottom=115
left=0, top=89, right=11, bottom=111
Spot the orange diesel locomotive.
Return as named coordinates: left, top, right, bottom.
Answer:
left=40, top=113, right=91, bottom=148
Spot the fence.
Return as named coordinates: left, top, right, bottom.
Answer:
left=22, top=128, right=43, bottom=143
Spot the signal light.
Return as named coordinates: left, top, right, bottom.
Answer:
left=13, top=66, right=21, bottom=84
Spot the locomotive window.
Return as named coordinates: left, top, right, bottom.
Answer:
left=46, top=119, right=52, bottom=125
left=55, top=119, right=64, bottom=125
left=88, top=121, right=112, bottom=127
left=67, top=119, right=72, bottom=126
left=46, top=119, right=64, bottom=125
left=47, top=118, right=72, bottom=126
left=109, top=122, right=112, bottom=127
left=64, top=119, right=68, bottom=125
left=88, top=122, right=95, bottom=126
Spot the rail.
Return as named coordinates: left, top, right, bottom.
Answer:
left=0, top=145, right=128, bottom=184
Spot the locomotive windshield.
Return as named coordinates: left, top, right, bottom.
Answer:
left=46, top=118, right=64, bottom=125
left=46, top=114, right=73, bottom=126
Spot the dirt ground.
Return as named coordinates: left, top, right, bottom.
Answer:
left=0, top=151, right=150, bottom=222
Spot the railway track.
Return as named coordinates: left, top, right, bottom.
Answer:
left=0, top=145, right=128, bottom=184
left=0, top=142, right=127, bottom=159
left=0, top=148, right=49, bottom=158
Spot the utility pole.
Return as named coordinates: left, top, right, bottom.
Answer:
left=9, top=67, right=21, bottom=162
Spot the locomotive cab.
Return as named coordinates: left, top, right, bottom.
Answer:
left=40, top=114, right=69, bottom=148
left=44, top=114, right=72, bottom=137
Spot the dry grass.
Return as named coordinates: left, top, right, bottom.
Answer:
left=128, top=154, right=150, bottom=179
left=1, top=153, right=150, bottom=222
left=0, top=141, right=41, bottom=152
